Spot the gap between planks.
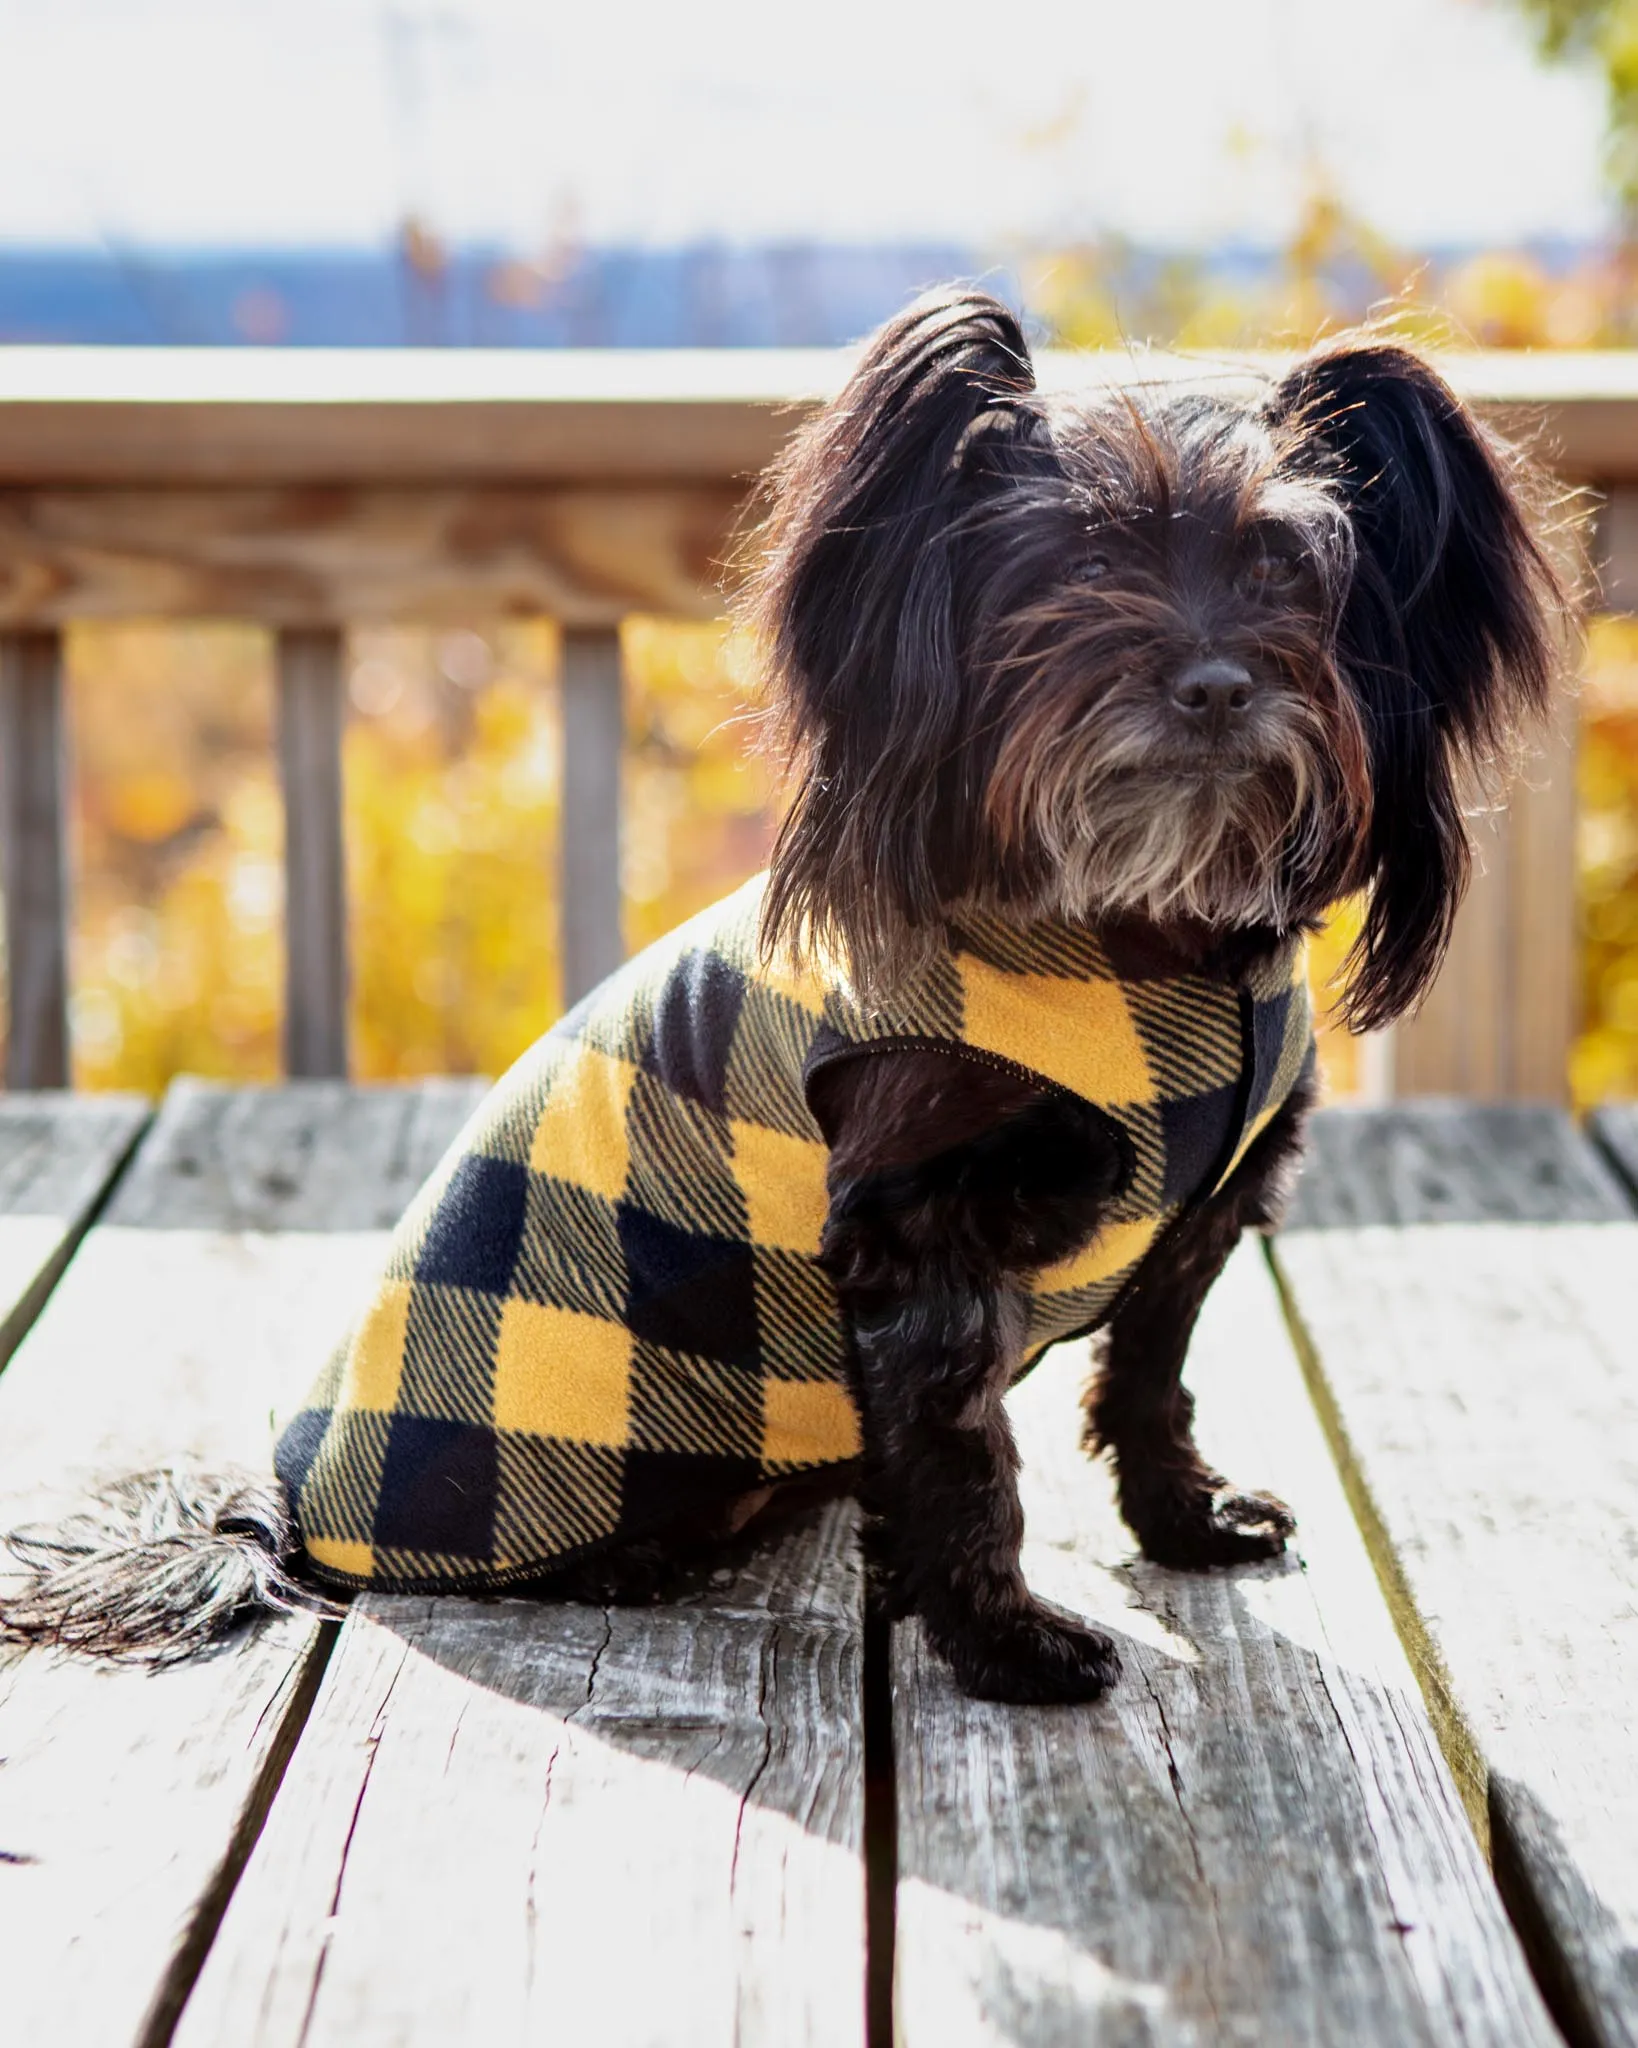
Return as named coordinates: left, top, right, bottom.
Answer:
left=1263, top=1241, right=1491, bottom=1847
left=0, top=1092, right=149, bottom=1372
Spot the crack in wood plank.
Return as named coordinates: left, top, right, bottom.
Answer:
left=175, top=1507, right=865, bottom=2047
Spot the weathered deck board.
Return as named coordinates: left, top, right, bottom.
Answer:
left=0, top=1090, right=148, bottom=1369
left=1285, top=1100, right=1630, bottom=1229
left=176, top=1504, right=865, bottom=2048
left=102, top=1072, right=483, bottom=1232
left=891, top=1246, right=1557, bottom=2047
left=1275, top=1103, right=1638, bottom=2048
left=0, top=1078, right=481, bottom=2048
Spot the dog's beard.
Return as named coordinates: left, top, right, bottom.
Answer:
left=987, top=703, right=1338, bottom=933
left=1039, top=759, right=1313, bottom=928
left=792, top=720, right=1343, bottom=1006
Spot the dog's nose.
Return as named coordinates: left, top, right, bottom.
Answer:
left=1169, top=657, right=1255, bottom=724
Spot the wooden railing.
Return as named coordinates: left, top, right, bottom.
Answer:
left=1, top=345, right=1635, bottom=1098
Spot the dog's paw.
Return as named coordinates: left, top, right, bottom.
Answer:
left=1135, top=1485, right=1296, bottom=1570
left=934, top=1600, right=1121, bottom=1706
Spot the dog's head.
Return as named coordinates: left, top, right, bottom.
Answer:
left=743, top=287, right=1571, bottom=1028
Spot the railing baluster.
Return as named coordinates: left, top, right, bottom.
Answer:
left=559, top=625, right=625, bottom=1006
left=0, top=629, right=70, bottom=1089
left=1394, top=713, right=1578, bottom=1101
left=1505, top=698, right=1579, bottom=1097
left=1394, top=812, right=1513, bottom=1097
left=276, top=627, right=349, bottom=1078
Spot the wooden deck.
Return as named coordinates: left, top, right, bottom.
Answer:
left=0, top=1086, right=1633, bottom=2046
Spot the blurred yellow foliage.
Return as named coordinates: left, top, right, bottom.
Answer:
left=1021, top=167, right=1638, bottom=355
left=1572, top=615, right=1638, bottom=1106
left=344, top=622, right=563, bottom=1079
left=621, top=618, right=779, bottom=957
left=66, top=623, right=282, bottom=1089
left=53, top=616, right=781, bottom=1092
left=1307, top=896, right=1367, bottom=1102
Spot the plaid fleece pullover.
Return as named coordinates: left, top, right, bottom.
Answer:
left=275, top=873, right=1314, bottom=1592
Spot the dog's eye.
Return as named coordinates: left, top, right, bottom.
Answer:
left=1245, top=548, right=1302, bottom=593
left=1071, top=556, right=1110, bottom=585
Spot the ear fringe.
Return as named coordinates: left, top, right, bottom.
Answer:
left=737, top=285, right=1038, bottom=993
left=0, top=1467, right=333, bottom=1667
left=1269, top=334, right=1579, bottom=1029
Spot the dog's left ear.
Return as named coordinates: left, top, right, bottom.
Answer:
left=742, top=287, right=1038, bottom=990
left=1268, top=338, right=1570, bottom=1031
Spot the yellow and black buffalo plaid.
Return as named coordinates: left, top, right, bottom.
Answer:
left=275, top=874, right=1314, bottom=1592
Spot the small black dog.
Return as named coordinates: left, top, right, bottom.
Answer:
left=731, top=287, right=1565, bottom=1699
left=0, top=289, right=1567, bottom=1705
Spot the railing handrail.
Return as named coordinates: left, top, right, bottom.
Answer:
left=2, top=345, right=1638, bottom=483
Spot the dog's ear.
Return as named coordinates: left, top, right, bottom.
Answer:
left=1269, top=338, right=1569, bottom=1031
left=743, top=286, right=1036, bottom=988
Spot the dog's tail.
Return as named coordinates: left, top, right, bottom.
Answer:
left=0, top=1467, right=329, bottom=1666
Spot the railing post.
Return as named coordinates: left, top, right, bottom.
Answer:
left=1392, top=811, right=1515, bottom=1099
left=276, top=627, right=349, bottom=1078
left=559, top=625, right=625, bottom=1005
left=0, top=630, right=70, bottom=1089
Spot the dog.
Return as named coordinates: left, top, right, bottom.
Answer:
left=0, top=289, right=1567, bottom=1704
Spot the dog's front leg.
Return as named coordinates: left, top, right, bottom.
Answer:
left=812, top=1050, right=1123, bottom=1704
left=837, top=1244, right=1119, bottom=1703
left=1085, top=1089, right=1310, bottom=1568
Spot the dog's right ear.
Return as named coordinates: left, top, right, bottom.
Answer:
left=742, top=286, right=1036, bottom=990
left=1267, top=337, right=1570, bottom=1031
